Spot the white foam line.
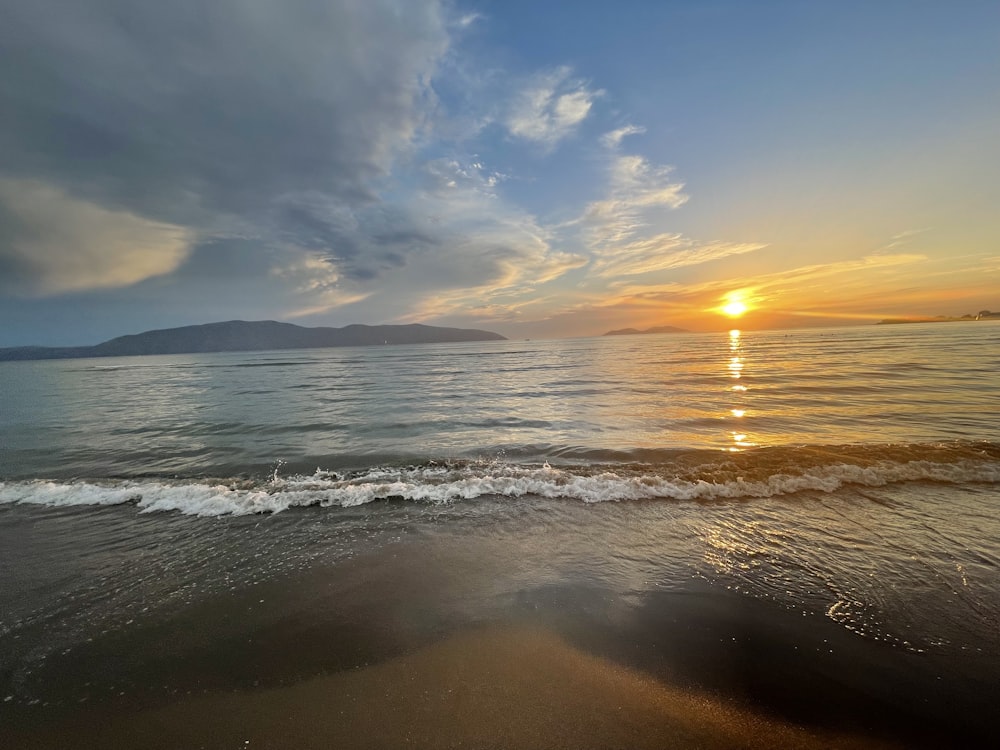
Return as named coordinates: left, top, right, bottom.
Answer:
left=1, top=459, right=997, bottom=517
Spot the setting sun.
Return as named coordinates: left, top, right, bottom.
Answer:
left=722, top=300, right=747, bottom=317
left=719, top=293, right=749, bottom=318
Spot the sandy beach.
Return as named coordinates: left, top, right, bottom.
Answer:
left=5, top=514, right=993, bottom=749
left=8, top=621, right=902, bottom=750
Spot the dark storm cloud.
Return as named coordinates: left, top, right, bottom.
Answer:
left=268, top=195, right=442, bottom=281
left=0, top=0, right=449, bottom=292
left=168, top=239, right=282, bottom=280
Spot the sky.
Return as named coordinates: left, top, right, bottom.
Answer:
left=1, top=0, right=998, bottom=346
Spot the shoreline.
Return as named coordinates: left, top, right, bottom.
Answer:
left=4, top=523, right=995, bottom=749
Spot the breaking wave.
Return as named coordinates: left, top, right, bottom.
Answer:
left=1, top=442, right=998, bottom=518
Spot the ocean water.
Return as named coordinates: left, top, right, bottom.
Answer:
left=2, top=322, right=999, bottom=746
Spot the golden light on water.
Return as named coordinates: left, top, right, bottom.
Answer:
left=728, top=329, right=743, bottom=379
left=725, top=328, right=755, bottom=450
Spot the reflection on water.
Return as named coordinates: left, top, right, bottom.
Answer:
left=726, top=329, right=755, bottom=450
left=1, top=322, right=999, bottom=478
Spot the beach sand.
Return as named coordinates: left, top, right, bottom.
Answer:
left=3, top=502, right=994, bottom=749
left=10, top=623, right=899, bottom=750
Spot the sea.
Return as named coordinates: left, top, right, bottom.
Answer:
left=1, top=322, right=999, bottom=748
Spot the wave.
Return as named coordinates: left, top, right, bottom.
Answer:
left=2, top=442, right=998, bottom=517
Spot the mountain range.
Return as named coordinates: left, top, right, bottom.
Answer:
left=0, top=320, right=507, bottom=361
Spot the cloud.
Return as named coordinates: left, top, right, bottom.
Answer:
left=271, top=248, right=371, bottom=318
left=509, top=252, right=932, bottom=336
left=0, top=179, right=193, bottom=295
left=561, top=139, right=767, bottom=285
left=591, top=235, right=767, bottom=277
left=582, top=154, right=689, bottom=250
left=601, top=125, right=645, bottom=149
left=268, top=155, right=586, bottom=322
left=420, top=158, right=507, bottom=197
left=454, top=12, right=484, bottom=29
left=881, top=228, right=930, bottom=251
left=409, top=160, right=587, bottom=296
left=353, top=213, right=585, bottom=323
left=740, top=252, right=929, bottom=303
left=602, top=252, right=930, bottom=313
left=0, top=1, right=582, bottom=323
left=0, top=0, right=450, bottom=293
left=506, top=67, right=602, bottom=147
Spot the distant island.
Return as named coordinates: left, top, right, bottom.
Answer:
left=604, top=325, right=690, bottom=336
left=0, top=320, right=507, bottom=361
left=877, top=310, right=1000, bottom=325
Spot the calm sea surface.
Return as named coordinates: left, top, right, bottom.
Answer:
left=2, top=322, right=999, bottom=745
left=2, top=323, right=998, bottom=480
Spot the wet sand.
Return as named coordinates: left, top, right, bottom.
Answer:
left=3, top=501, right=997, bottom=749
left=9, top=624, right=899, bottom=750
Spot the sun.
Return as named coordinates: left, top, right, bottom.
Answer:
left=714, top=291, right=753, bottom=319
left=722, top=300, right=747, bottom=317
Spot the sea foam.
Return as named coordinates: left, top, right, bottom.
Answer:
left=2, top=444, right=998, bottom=517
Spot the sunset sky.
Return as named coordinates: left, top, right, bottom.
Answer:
left=1, top=0, right=998, bottom=346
